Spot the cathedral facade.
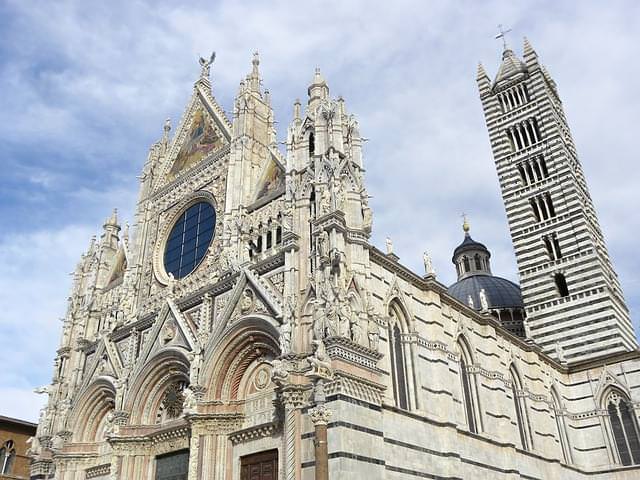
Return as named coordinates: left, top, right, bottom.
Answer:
left=30, top=41, right=640, bottom=480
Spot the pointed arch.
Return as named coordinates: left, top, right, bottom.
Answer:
left=125, top=347, right=190, bottom=425
left=551, top=385, right=572, bottom=463
left=202, top=315, right=280, bottom=402
left=0, top=440, right=15, bottom=475
left=602, top=387, right=640, bottom=465
left=388, top=299, right=413, bottom=410
left=68, top=377, right=116, bottom=442
left=510, top=364, right=533, bottom=450
left=457, top=335, right=481, bottom=433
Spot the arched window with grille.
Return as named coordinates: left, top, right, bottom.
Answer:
left=388, top=301, right=411, bottom=410
left=0, top=440, right=15, bottom=474
left=605, top=390, right=640, bottom=465
left=510, top=366, right=533, bottom=450
left=458, top=337, right=481, bottom=433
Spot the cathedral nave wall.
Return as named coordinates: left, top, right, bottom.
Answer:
left=365, top=254, right=640, bottom=476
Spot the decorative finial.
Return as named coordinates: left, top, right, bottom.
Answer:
left=293, top=98, right=301, bottom=120
left=199, top=51, right=216, bottom=79
left=252, top=51, right=260, bottom=67
left=495, top=24, right=512, bottom=50
left=462, top=213, right=470, bottom=235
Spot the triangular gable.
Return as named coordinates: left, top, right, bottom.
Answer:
left=207, top=268, right=283, bottom=351
left=384, top=275, right=414, bottom=319
left=253, top=155, right=285, bottom=203
left=81, top=338, right=122, bottom=389
left=133, top=299, right=196, bottom=374
left=104, top=248, right=127, bottom=289
left=159, top=83, right=231, bottom=184
left=594, top=366, right=630, bottom=404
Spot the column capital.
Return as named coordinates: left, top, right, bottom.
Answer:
left=309, top=404, right=332, bottom=426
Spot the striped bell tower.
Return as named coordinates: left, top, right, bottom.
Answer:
left=477, top=36, right=637, bottom=363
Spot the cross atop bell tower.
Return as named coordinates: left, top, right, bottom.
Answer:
left=477, top=36, right=636, bottom=363
left=495, top=24, right=512, bottom=50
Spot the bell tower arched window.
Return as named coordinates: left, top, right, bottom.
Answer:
left=606, top=390, right=640, bottom=465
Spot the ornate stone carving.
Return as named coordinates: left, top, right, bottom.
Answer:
left=309, top=404, right=332, bottom=426
left=307, top=340, right=333, bottom=380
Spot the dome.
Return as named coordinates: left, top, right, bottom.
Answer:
left=452, top=234, right=490, bottom=261
left=448, top=274, right=523, bottom=310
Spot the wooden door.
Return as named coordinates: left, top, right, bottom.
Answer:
left=240, top=449, right=278, bottom=480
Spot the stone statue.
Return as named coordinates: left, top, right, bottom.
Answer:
left=310, top=299, right=325, bottom=340
left=467, top=295, right=475, bottom=309
left=479, top=288, right=489, bottom=312
left=199, top=51, right=216, bottom=78
left=188, top=349, right=203, bottom=386
left=555, top=342, right=566, bottom=363
left=385, top=237, right=393, bottom=254
left=103, top=411, right=116, bottom=437
left=307, top=340, right=332, bottom=379
left=317, top=230, right=329, bottom=260
left=240, top=289, right=253, bottom=314
left=338, top=302, right=351, bottom=338
left=167, top=272, right=177, bottom=295
left=423, top=251, right=435, bottom=276
left=362, top=195, right=373, bottom=232
left=324, top=298, right=339, bottom=338
left=280, top=320, right=292, bottom=354
left=320, top=188, right=331, bottom=215
left=350, top=317, right=363, bottom=345
left=182, top=386, right=197, bottom=414
left=271, top=359, right=290, bottom=387
left=367, top=316, right=380, bottom=351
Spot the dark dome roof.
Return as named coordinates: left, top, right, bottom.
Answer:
left=452, top=234, right=490, bottom=261
left=448, top=274, right=523, bottom=310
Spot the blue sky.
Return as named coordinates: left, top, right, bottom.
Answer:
left=1, top=0, right=639, bottom=422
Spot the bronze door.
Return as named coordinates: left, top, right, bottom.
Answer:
left=155, top=450, right=189, bottom=480
left=240, top=449, right=278, bottom=480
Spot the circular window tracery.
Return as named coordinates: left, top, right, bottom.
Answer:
left=163, top=201, right=215, bottom=279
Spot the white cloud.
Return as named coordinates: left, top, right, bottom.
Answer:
left=1, top=0, right=639, bottom=423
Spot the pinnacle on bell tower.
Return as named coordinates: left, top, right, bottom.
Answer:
left=477, top=32, right=636, bottom=363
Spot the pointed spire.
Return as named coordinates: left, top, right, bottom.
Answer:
left=476, top=62, right=491, bottom=94
left=476, top=62, right=488, bottom=80
left=308, top=67, right=329, bottom=109
left=523, top=36, right=539, bottom=68
left=249, top=51, right=261, bottom=93
left=293, top=98, right=301, bottom=121
left=105, top=208, right=119, bottom=229
left=493, top=47, right=527, bottom=85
